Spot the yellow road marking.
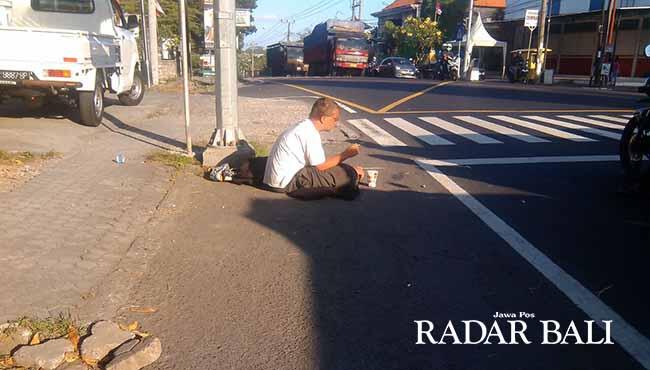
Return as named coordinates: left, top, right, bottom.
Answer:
left=280, top=83, right=377, bottom=114
left=377, top=81, right=453, bottom=113
left=277, top=81, right=634, bottom=115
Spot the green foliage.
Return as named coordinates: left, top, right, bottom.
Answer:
left=119, top=0, right=257, bottom=51
left=238, top=49, right=266, bottom=77
left=422, top=0, right=469, bottom=41
left=383, top=17, right=443, bottom=64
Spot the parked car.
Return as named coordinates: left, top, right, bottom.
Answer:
left=374, top=57, right=418, bottom=79
left=0, top=0, right=145, bottom=126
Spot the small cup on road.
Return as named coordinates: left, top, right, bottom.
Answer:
left=366, top=170, right=379, bottom=188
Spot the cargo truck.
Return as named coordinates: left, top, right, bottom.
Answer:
left=266, top=43, right=306, bottom=77
left=304, top=20, right=368, bottom=77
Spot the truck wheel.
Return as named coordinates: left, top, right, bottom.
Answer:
left=78, top=74, right=104, bottom=127
left=118, top=71, right=145, bottom=106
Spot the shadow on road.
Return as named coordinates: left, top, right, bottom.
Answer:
left=244, top=186, right=644, bottom=369
left=102, top=112, right=204, bottom=158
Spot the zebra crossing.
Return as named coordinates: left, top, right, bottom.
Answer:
left=345, top=114, right=630, bottom=148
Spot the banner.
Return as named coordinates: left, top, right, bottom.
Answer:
left=204, top=0, right=214, bottom=49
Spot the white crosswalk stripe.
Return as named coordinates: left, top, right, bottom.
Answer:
left=346, top=114, right=628, bottom=148
left=557, top=115, right=623, bottom=130
left=622, top=115, right=633, bottom=119
left=524, top=116, right=621, bottom=140
left=455, top=116, right=549, bottom=143
left=384, top=118, right=454, bottom=146
left=588, top=115, right=629, bottom=124
left=490, top=116, right=596, bottom=142
left=419, top=117, right=502, bottom=144
left=347, top=119, right=406, bottom=147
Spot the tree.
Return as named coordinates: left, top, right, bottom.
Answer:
left=422, top=0, right=469, bottom=41
left=383, top=17, right=443, bottom=64
left=120, top=0, right=257, bottom=50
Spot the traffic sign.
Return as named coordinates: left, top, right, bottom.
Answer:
left=524, top=9, right=539, bottom=30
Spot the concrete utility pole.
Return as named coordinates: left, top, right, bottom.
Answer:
left=462, top=0, right=474, bottom=79
left=541, top=0, right=553, bottom=76
left=281, top=19, right=294, bottom=43
left=139, top=0, right=152, bottom=87
left=147, top=0, right=159, bottom=85
left=205, top=0, right=245, bottom=164
left=535, top=0, right=549, bottom=81
left=179, top=0, right=192, bottom=156
left=352, top=0, right=363, bottom=21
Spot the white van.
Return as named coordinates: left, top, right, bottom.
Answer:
left=0, top=0, right=144, bottom=126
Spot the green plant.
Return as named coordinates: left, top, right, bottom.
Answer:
left=146, top=151, right=199, bottom=169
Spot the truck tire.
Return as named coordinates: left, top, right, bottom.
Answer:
left=118, top=71, right=145, bottom=106
left=78, top=73, right=104, bottom=127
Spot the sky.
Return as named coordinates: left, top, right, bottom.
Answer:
left=246, top=0, right=391, bottom=47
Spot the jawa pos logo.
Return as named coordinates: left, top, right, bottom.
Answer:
left=414, top=312, right=614, bottom=345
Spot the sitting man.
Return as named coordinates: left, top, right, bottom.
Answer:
left=263, top=97, right=364, bottom=200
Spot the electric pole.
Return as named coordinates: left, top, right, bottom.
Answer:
left=139, top=0, right=152, bottom=87
left=281, top=19, right=294, bottom=43
left=207, top=0, right=243, bottom=150
left=352, top=0, right=363, bottom=21
left=462, top=0, right=474, bottom=79
left=535, top=0, right=549, bottom=82
left=147, top=0, right=159, bottom=85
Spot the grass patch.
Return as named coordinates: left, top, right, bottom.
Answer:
left=146, top=150, right=199, bottom=169
left=249, top=141, right=270, bottom=157
left=0, top=150, right=61, bottom=166
left=2, top=313, right=85, bottom=340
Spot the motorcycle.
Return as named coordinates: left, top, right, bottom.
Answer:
left=508, top=62, right=529, bottom=84
left=432, top=56, right=459, bottom=81
left=620, top=108, right=650, bottom=180
left=620, top=45, right=650, bottom=180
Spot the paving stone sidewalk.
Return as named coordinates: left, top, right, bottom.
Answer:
left=0, top=88, right=333, bottom=322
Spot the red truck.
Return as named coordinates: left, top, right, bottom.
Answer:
left=304, top=20, right=369, bottom=77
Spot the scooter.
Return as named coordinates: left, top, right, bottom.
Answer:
left=620, top=108, right=650, bottom=180
left=620, top=45, right=650, bottom=180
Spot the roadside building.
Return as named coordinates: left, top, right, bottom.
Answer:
left=485, top=0, right=650, bottom=77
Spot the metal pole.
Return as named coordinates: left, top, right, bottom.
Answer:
left=210, top=0, right=241, bottom=147
left=148, top=0, right=159, bottom=85
left=535, top=0, right=549, bottom=81
left=462, top=0, right=474, bottom=79
left=527, top=28, right=533, bottom=64
left=179, top=0, right=192, bottom=156
left=139, top=0, right=152, bottom=87
left=250, top=44, right=254, bottom=78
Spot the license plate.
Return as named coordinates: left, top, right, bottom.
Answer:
left=0, top=80, right=17, bottom=85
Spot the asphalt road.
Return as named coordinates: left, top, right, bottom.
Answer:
left=232, top=77, right=650, bottom=369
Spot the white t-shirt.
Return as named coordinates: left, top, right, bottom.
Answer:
left=263, top=119, right=326, bottom=189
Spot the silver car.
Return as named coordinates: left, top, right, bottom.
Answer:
left=376, top=57, right=418, bottom=79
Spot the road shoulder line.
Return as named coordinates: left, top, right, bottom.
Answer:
left=415, top=159, right=650, bottom=369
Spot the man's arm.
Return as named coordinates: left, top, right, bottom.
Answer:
left=316, top=144, right=360, bottom=171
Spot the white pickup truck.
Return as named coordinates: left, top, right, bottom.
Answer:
left=0, top=0, right=145, bottom=126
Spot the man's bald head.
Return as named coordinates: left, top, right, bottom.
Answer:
left=309, top=98, right=340, bottom=120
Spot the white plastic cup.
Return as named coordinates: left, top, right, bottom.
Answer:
left=366, top=170, right=379, bottom=188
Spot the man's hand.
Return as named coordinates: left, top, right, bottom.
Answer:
left=342, top=144, right=361, bottom=160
